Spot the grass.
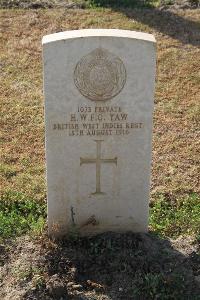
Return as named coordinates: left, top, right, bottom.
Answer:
left=1, top=0, right=199, bottom=9
left=1, top=7, right=200, bottom=241
left=0, top=11, right=199, bottom=297
left=0, top=0, right=165, bottom=9
left=0, top=191, right=199, bottom=240
left=86, top=0, right=200, bottom=8
left=86, top=0, right=160, bottom=8
left=0, top=191, right=46, bottom=240
left=150, top=193, right=200, bottom=239
left=131, top=272, right=196, bottom=300
left=0, top=6, right=200, bottom=299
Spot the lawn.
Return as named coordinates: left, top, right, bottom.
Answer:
left=0, top=5, right=200, bottom=300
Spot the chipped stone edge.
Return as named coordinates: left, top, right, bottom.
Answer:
left=42, top=29, right=156, bottom=45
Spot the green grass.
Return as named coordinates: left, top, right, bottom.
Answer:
left=86, top=0, right=160, bottom=8
left=0, top=0, right=163, bottom=9
left=86, top=0, right=200, bottom=8
left=132, top=272, right=198, bottom=300
left=0, top=190, right=199, bottom=241
left=0, top=8, right=199, bottom=300
left=150, top=193, right=200, bottom=239
left=0, top=8, right=199, bottom=243
left=0, top=191, right=46, bottom=239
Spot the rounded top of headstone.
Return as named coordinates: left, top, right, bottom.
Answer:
left=42, top=29, right=156, bottom=45
left=74, top=48, right=126, bottom=101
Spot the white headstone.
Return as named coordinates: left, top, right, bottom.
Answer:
left=42, top=29, right=156, bottom=237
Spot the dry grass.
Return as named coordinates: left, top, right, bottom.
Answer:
left=1, top=8, right=199, bottom=202
left=0, top=7, right=200, bottom=300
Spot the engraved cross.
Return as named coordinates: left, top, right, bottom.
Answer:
left=80, top=140, right=117, bottom=194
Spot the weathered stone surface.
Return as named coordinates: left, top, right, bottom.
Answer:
left=42, top=29, right=156, bottom=236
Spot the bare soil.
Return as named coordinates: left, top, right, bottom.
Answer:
left=0, top=233, right=200, bottom=300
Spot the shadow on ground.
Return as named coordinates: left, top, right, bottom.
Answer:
left=121, top=7, right=200, bottom=46
left=22, top=232, right=200, bottom=300
left=86, top=0, right=200, bottom=47
left=1, top=1, right=200, bottom=46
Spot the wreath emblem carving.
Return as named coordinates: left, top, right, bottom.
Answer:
left=74, top=48, right=126, bottom=101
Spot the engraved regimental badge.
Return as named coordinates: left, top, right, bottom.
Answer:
left=74, top=48, right=126, bottom=101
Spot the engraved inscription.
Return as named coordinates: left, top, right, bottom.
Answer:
left=53, top=105, right=143, bottom=136
left=80, top=140, right=117, bottom=194
left=74, top=48, right=126, bottom=101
